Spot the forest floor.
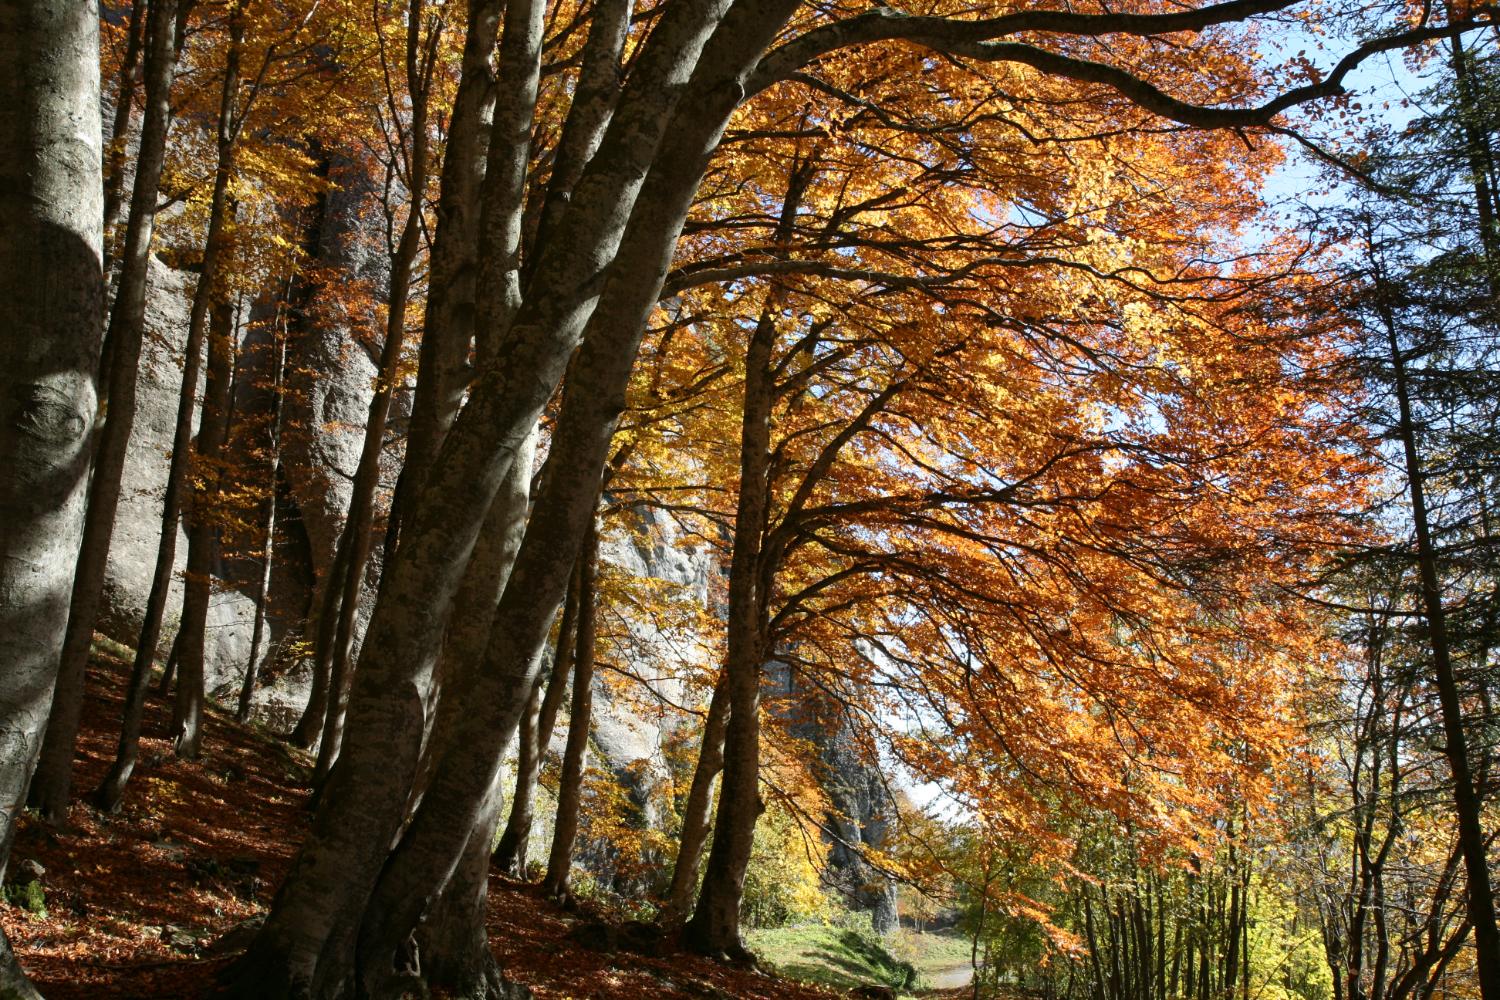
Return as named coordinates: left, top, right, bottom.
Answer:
left=0, top=653, right=966, bottom=999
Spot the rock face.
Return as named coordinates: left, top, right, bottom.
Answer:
left=100, top=257, right=271, bottom=697
left=97, top=250, right=336, bottom=721
left=816, top=719, right=900, bottom=933
left=99, top=156, right=401, bottom=727
left=98, top=257, right=193, bottom=646
left=592, top=503, right=715, bottom=828
left=554, top=503, right=719, bottom=892
left=278, top=155, right=394, bottom=581
left=770, top=662, right=900, bottom=932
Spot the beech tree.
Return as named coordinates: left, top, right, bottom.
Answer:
left=308, top=0, right=446, bottom=790
left=28, top=0, right=183, bottom=819
left=214, top=0, right=1500, bottom=993
left=7, top=0, right=1500, bottom=996
left=0, top=1, right=101, bottom=994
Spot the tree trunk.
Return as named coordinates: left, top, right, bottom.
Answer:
left=523, top=0, right=632, bottom=271
left=471, top=0, right=545, bottom=354
left=172, top=293, right=237, bottom=759
left=155, top=628, right=182, bottom=695
left=396, top=426, right=539, bottom=994
left=0, top=1, right=101, bottom=992
left=542, top=514, right=600, bottom=899
left=310, top=1, right=437, bottom=791
left=413, top=773, right=512, bottom=999
left=339, top=3, right=801, bottom=983
left=97, top=5, right=240, bottom=800
left=102, top=0, right=146, bottom=268
left=228, top=1, right=787, bottom=991
left=357, top=95, right=754, bottom=999
left=289, top=539, right=346, bottom=748
left=1445, top=32, right=1500, bottom=284
left=384, top=0, right=502, bottom=558
left=238, top=317, right=288, bottom=722
left=494, top=567, right=579, bottom=877
left=683, top=298, right=778, bottom=960
left=1381, top=293, right=1500, bottom=994
left=29, top=0, right=181, bottom=821
left=660, top=673, right=729, bottom=927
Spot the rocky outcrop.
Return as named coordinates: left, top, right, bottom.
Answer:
left=99, top=258, right=274, bottom=697
left=544, top=503, right=719, bottom=893
left=278, top=155, right=395, bottom=580
left=771, top=662, right=900, bottom=932
left=591, top=502, right=714, bottom=830
left=99, top=157, right=404, bottom=726
left=817, top=719, right=900, bottom=933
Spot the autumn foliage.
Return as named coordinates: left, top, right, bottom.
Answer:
left=2, top=0, right=1498, bottom=996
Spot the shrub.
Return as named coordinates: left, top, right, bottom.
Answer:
left=742, top=801, right=832, bottom=928
left=5, top=880, right=46, bottom=918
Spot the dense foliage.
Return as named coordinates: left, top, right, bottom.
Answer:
left=0, top=0, right=1497, bottom=997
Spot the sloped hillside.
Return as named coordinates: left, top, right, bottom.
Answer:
left=0, top=655, right=901, bottom=999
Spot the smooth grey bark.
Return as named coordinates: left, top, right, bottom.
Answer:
left=374, top=425, right=539, bottom=998
left=101, top=0, right=146, bottom=268
left=311, top=5, right=439, bottom=791
left=389, top=0, right=545, bottom=787
left=525, top=0, right=632, bottom=270
left=385, top=0, right=501, bottom=557
left=494, top=569, right=579, bottom=876
left=269, top=156, right=337, bottom=750
left=497, top=681, right=545, bottom=872
left=0, top=1, right=101, bottom=992
left=30, top=0, right=181, bottom=822
left=412, top=772, right=509, bottom=999
left=684, top=305, right=777, bottom=961
left=412, top=518, right=544, bottom=1000
left=660, top=673, right=729, bottom=927
left=237, top=465, right=276, bottom=720
left=473, top=0, right=546, bottom=344
left=410, top=424, right=539, bottom=812
left=345, top=0, right=803, bottom=985
left=228, top=2, right=740, bottom=993
left=172, top=293, right=237, bottom=759
left=541, top=515, right=600, bottom=899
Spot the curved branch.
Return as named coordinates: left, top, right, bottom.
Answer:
left=750, top=0, right=1309, bottom=93
left=751, top=9, right=1498, bottom=130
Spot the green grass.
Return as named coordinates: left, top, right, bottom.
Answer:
left=748, top=923, right=917, bottom=993
left=887, top=928, right=975, bottom=989
left=748, top=922, right=979, bottom=996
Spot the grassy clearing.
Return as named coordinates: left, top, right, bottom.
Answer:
left=748, top=923, right=917, bottom=993
left=749, top=922, right=977, bottom=996
left=888, top=928, right=975, bottom=989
